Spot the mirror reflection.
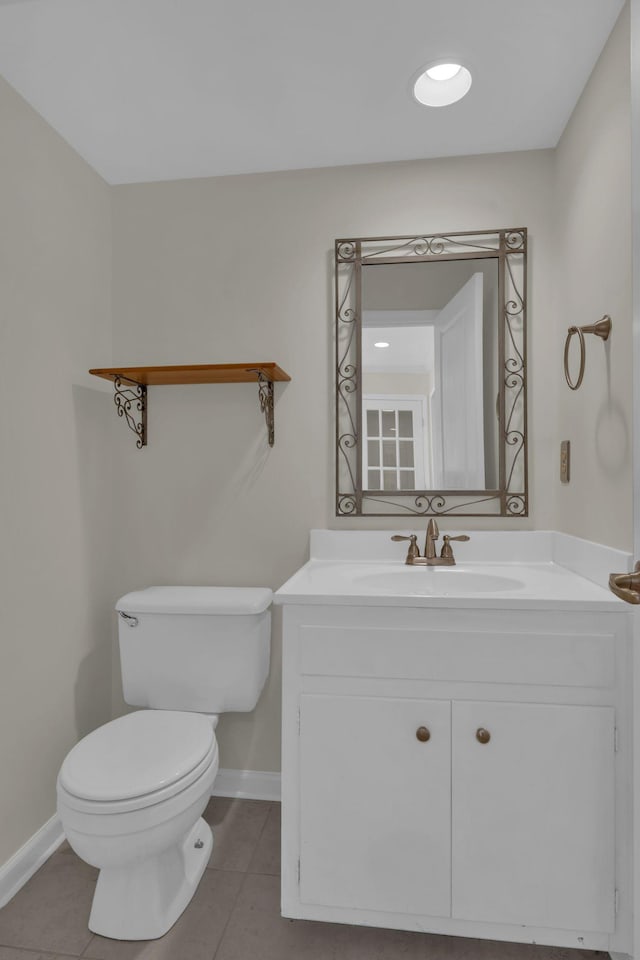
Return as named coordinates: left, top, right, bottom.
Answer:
left=362, top=259, right=499, bottom=493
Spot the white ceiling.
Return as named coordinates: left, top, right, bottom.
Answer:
left=363, top=320, right=436, bottom=375
left=0, top=0, right=626, bottom=185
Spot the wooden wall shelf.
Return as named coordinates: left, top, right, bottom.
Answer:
left=89, top=363, right=291, bottom=449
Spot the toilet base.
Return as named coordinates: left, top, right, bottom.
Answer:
left=88, top=817, right=213, bottom=940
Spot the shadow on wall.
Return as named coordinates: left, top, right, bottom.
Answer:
left=215, top=603, right=283, bottom=774
left=595, top=396, right=629, bottom=475
left=70, top=385, right=116, bottom=739
left=231, top=430, right=271, bottom=500
left=595, top=341, right=629, bottom=477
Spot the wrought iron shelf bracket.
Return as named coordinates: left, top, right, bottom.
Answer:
left=114, top=376, right=147, bottom=448
left=89, top=363, right=290, bottom=450
left=248, top=370, right=275, bottom=446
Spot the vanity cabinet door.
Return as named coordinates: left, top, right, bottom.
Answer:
left=298, top=694, right=451, bottom=917
left=451, top=701, right=615, bottom=932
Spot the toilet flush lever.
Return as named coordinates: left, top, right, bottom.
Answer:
left=119, top=611, right=139, bottom=627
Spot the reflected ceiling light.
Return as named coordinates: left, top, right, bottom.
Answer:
left=413, top=61, right=472, bottom=107
left=374, top=341, right=390, bottom=348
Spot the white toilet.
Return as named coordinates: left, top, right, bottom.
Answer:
left=56, top=585, right=271, bottom=941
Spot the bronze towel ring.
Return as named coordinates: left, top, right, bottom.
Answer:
left=564, top=315, right=611, bottom=390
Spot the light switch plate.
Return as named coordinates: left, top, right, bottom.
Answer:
left=560, top=440, right=570, bottom=483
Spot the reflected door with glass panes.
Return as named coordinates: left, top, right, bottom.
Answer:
left=363, top=396, right=431, bottom=491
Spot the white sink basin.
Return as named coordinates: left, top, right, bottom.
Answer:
left=353, top=567, right=524, bottom=596
left=273, top=531, right=630, bottom=610
left=275, top=556, right=620, bottom=609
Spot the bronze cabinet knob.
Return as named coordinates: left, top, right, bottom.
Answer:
left=476, top=727, right=491, bottom=744
left=416, top=726, right=431, bottom=742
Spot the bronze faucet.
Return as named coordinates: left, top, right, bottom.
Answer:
left=424, top=518, right=439, bottom=559
left=392, top=519, right=470, bottom=566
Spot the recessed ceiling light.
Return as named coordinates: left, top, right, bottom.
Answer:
left=374, top=341, right=390, bottom=348
left=413, top=61, right=472, bottom=107
left=426, top=63, right=461, bottom=82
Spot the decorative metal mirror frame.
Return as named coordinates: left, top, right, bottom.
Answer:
left=335, top=227, right=527, bottom=517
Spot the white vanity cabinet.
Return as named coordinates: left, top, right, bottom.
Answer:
left=280, top=603, right=630, bottom=953
left=299, top=693, right=452, bottom=918
left=451, top=699, right=614, bottom=932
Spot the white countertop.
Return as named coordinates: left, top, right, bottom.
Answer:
left=274, top=530, right=632, bottom=611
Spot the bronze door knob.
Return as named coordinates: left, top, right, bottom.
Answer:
left=476, top=727, right=491, bottom=744
left=416, top=726, right=431, bottom=742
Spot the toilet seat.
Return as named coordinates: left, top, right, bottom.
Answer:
left=58, top=710, right=217, bottom=814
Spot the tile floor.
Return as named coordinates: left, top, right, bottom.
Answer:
left=0, top=798, right=605, bottom=959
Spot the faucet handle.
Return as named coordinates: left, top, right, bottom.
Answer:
left=440, top=534, right=470, bottom=560
left=391, top=534, right=420, bottom=563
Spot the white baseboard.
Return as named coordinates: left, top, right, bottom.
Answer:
left=0, top=769, right=279, bottom=908
left=212, top=768, right=281, bottom=802
left=0, top=815, right=65, bottom=909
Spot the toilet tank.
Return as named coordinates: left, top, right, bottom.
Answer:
left=115, top=586, right=272, bottom=713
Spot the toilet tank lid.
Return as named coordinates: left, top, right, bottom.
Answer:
left=116, top=586, right=272, bottom=616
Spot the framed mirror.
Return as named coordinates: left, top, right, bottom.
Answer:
left=335, top=228, right=527, bottom=517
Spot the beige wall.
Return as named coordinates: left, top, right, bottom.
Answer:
left=553, top=5, right=632, bottom=549
left=362, top=373, right=433, bottom=397
left=110, top=150, right=556, bottom=771
left=0, top=76, right=114, bottom=864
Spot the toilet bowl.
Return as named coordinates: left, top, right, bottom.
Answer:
left=56, top=585, right=272, bottom=940
left=57, top=710, right=219, bottom=940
